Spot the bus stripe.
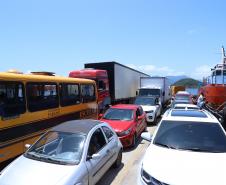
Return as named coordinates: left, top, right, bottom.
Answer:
left=0, top=110, right=93, bottom=147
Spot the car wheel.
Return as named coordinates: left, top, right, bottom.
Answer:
left=144, top=123, right=148, bottom=132
left=131, top=134, right=137, bottom=148
left=153, top=114, right=157, bottom=125
left=113, top=149, right=122, bottom=168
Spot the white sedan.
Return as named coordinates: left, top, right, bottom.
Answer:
left=140, top=109, right=226, bottom=185
left=0, top=120, right=123, bottom=185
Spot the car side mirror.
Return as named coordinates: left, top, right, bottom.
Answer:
left=141, top=132, right=152, bottom=142
left=25, top=144, right=31, bottom=149
left=99, top=113, right=103, bottom=118
left=138, top=116, right=142, bottom=120
left=92, top=153, right=101, bottom=160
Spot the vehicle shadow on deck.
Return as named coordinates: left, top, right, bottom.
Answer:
left=122, top=136, right=145, bottom=153
left=96, top=163, right=124, bottom=185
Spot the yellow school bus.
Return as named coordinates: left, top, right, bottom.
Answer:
left=0, top=71, right=98, bottom=163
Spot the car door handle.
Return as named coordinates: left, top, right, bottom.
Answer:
left=104, top=149, right=111, bottom=157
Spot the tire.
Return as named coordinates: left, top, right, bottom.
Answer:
left=113, top=149, right=122, bottom=168
left=153, top=114, right=157, bottom=125
left=131, top=134, right=137, bottom=148
left=144, top=122, right=148, bottom=132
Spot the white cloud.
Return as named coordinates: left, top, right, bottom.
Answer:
left=127, top=64, right=213, bottom=80
left=190, top=65, right=211, bottom=80
left=127, top=64, right=185, bottom=76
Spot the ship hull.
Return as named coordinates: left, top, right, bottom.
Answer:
left=201, top=84, right=226, bottom=109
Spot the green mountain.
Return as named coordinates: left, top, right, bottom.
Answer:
left=172, top=78, right=203, bottom=87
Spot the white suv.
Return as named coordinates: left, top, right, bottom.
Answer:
left=134, top=96, right=161, bottom=124
left=140, top=109, right=226, bottom=185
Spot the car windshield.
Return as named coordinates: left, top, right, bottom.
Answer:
left=139, top=89, right=160, bottom=96
left=25, top=131, right=86, bottom=165
left=153, top=121, right=226, bottom=153
left=103, top=108, right=133, bottom=121
left=134, top=97, right=155, bottom=106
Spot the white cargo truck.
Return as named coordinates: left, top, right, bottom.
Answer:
left=85, top=61, right=150, bottom=104
left=138, top=77, right=171, bottom=106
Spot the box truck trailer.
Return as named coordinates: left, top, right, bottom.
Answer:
left=69, top=61, right=150, bottom=112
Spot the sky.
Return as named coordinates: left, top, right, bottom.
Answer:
left=0, top=0, right=226, bottom=80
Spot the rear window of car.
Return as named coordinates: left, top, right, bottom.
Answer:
left=171, top=110, right=207, bottom=118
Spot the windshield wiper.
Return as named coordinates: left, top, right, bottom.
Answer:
left=154, top=142, right=177, bottom=149
left=178, top=147, right=220, bottom=153
left=44, top=157, right=68, bottom=164
left=26, top=152, right=42, bottom=159
left=108, top=118, right=120, bottom=120
left=27, top=153, right=68, bottom=164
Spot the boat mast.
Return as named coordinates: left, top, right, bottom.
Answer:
left=221, top=46, right=226, bottom=85
left=222, top=46, right=226, bottom=64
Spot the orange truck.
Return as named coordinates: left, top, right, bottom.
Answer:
left=171, top=85, right=185, bottom=96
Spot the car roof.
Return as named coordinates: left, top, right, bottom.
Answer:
left=110, top=104, right=139, bottom=109
left=51, top=119, right=102, bottom=134
left=163, top=109, right=219, bottom=123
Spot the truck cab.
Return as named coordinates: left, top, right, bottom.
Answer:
left=139, top=77, right=171, bottom=107
left=138, top=87, right=164, bottom=105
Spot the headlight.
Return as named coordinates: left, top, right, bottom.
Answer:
left=117, top=127, right=132, bottom=136
left=145, top=110, right=154, bottom=113
left=141, top=167, right=168, bottom=185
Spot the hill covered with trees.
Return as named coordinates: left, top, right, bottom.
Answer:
left=172, top=78, right=202, bottom=87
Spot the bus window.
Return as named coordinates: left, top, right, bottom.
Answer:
left=0, top=81, right=26, bottom=118
left=27, top=82, right=59, bottom=112
left=81, top=84, right=96, bottom=103
left=60, top=83, right=80, bottom=106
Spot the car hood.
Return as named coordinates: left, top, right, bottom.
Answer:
left=101, top=119, right=133, bottom=132
left=141, top=105, right=157, bottom=112
left=142, top=145, right=226, bottom=185
left=0, top=155, right=78, bottom=185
